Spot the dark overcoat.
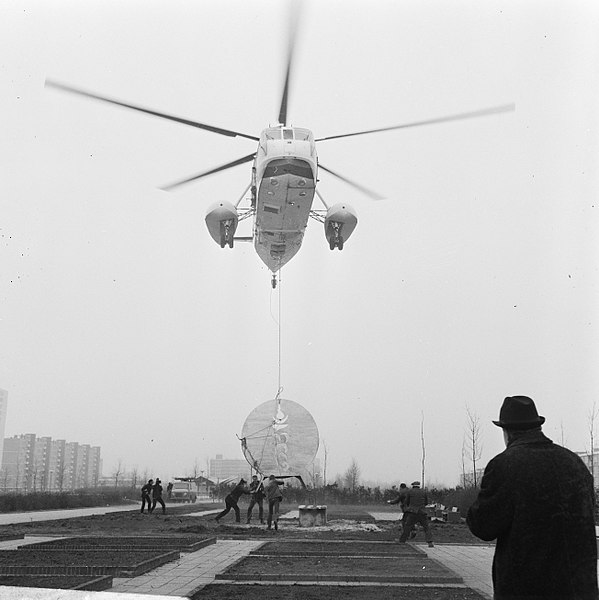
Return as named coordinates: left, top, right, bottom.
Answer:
left=228, top=482, right=249, bottom=503
left=467, top=429, right=598, bottom=600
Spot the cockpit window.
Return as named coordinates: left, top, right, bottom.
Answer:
left=294, top=129, right=311, bottom=141
left=261, top=127, right=314, bottom=144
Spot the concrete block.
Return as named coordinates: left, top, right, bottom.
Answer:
left=447, top=511, right=461, bottom=523
left=298, top=505, right=327, bottom=527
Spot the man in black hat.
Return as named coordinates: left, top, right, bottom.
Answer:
left=467, top=396, right=598, bottom=600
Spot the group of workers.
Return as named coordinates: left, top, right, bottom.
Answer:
left=140, top=477, right=166, bottom=514
left=215, top=474, right=284, bottom=530
left=139, top=472, right=283, bottom=527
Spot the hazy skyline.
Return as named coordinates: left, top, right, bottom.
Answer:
left=1, top=0, right=598, bottom=487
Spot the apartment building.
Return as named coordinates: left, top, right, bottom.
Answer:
left=1, top=434, right=102, bottom=493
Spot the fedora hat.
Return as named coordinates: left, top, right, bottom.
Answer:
left=493, top=396, right=545, bottom=430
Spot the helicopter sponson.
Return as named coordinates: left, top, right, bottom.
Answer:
left=205, top=201, right=239, bottom=249
left=324, top=203, right=357, bottom=251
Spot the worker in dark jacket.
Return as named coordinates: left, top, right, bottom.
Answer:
left=246, top=475, right=265, bottom=524
left=387, top=482, right=408, bottom=510
left=215, top=478, right=249, bottom=523
left=150, top=478, right=166, bottom=514
left=387, top=482, right=409, bottom=535
left=140, top=479, right=153, bottom=513
left=467, top=395, right=598, bottom=600
left=399, top=481, right=433, bottom=546
left=263, top=474, right=285, bottom=531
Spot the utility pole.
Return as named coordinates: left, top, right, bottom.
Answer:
left=420, top=412, right=426, bottom=487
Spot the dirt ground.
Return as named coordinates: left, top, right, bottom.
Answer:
left=222, top=554, right=456, bottom=579
left=0, top=502, right=490, bottom=600
left=254, top=540, right=424, bottom=555
left=0, top=549, right=173, bottom=567
left=0, top=575, right=111, bottom=590
left=0, top=502, right=487, bottom=544
left=193, top=585, right=486, bottom=600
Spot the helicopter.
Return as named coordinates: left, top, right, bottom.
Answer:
left=46, top=14, right=514, bottom=289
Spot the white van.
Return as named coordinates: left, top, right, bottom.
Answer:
left=170, top=481, right=197, bottom=503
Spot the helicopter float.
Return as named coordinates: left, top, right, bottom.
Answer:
left=46, top=15, right=513, bottom=289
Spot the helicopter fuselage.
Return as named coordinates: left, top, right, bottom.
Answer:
left=253, top=126, right=317, bottom=272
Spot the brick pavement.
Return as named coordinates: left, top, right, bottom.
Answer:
left=2, top=523, right=596, bottom=599
left=110, top=539, right=264, bottom=596
left=0, top=504, right=139, bottom=526
left=422, top=544, right=494, bottom=599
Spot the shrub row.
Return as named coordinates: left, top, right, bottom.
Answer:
left=0, top=488, right=137, bottom=513
left=213, top=482, right=481, bottom=514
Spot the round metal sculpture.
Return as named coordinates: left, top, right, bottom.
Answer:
left=241, top=398, right=319, bottom=475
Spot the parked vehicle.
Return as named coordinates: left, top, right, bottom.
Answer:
left=170, top=481, right=197, bottom=503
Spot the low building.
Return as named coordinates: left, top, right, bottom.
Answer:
left=576, top=450, right=599, bottom=487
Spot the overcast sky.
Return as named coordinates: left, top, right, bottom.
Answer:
left=1, top=0, right=598, bottom=487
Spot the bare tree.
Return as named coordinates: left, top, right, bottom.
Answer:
left=28, top=463, right=39, bottom=493
left=0, top=467, right=9, bottom=492
left=56, top=460, right=67, bottom=492
left=465, top=405, right=483, bottom=488
left=588, top=402, right=599, bottom=484
left=77, top=463, right=87, bottom=490
left=130, top=466, right=139, bottom=489
left=14, top=454, right=21, bottom=492
left=189, top=458, right=201, bottom=479
left=343, top=458, right=360, bottom=492
left=113, top=459, right=124, bottom=488
left=421, top=411, right=426, bottom=487
left=332, top=473, right=343, bottom=487
left=461, top=437, right=467, bottom=487
left=322, top=439, right=328, bottom=486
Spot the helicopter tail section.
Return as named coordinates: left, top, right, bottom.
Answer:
left=324, top=203, right=357, bottom=250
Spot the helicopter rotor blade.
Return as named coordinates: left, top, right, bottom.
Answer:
left=316, top=103, right=515, bottom=142
left=277, top=1, right=301, bottom=126
left=160, top=153, right=256, bottom=191
left=45, top=79, right=259, bottom=142
left=318, top=163, right=385, bottom=201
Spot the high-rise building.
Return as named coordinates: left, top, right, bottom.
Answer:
left=209, top=454, right=251, bottom=481
left=47, top=439, right=66, bottom=492
left=32, top=436, right=52, bottom=491
left=1, top=433, right=35, bottom=491
left=1, top=434, right=101, bottom=493
left=0, top=389, right=7, bottom=467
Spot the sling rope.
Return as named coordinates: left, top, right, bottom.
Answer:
left=277, top=267, right=282, bottom=393
left=240, top=267, right=285, bottom=474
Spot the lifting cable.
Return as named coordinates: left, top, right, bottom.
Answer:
left=240, top=267, right=285, bottom=475
left=277, top=267, right=283, bottom=394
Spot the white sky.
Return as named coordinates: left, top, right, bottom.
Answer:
left=1, top=0, right=598, bottom=487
